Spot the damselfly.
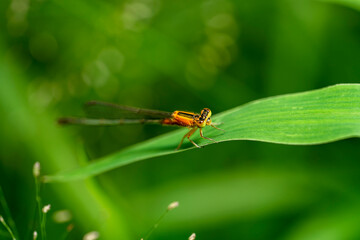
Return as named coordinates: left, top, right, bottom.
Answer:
left=58, top=101, right=223, bottom=150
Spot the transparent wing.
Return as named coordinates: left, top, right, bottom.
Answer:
left=84, top=101, right=173, bottom=119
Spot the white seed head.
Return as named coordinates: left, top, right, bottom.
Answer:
left=83, top=231, right=100, bottom=240
left=0, top=216, right=4, bottom=223
left=167, top=201, right=179, bottom=211
left=33, top=162, right=40, bottom=177
left=52, top=209, right=72, bottom=223
left=42, top=204, right=51, bottom=213
left=189, top=233, right=196, bottom=240
left=33, top=231, right=38, bottom=240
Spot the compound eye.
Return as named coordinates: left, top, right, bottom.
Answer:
left=207, top=118, right=211, bottom=122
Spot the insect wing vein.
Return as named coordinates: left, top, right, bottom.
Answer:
left=84, top=101, right=172, bottom=119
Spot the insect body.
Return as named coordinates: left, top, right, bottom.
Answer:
left=161, top=109, right=221, bottom=149
left=58, top=101, right=223, bottom=149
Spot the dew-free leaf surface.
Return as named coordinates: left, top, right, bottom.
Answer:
left=45, top=84, right=360, bottom=182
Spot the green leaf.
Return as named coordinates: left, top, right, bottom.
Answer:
left=45, top=84, right=360, bottom=182
left=319, top=0, right=360, bottom=12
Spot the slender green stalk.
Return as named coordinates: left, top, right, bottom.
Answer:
left=61, top=224, right=74, bottom=240
left=35, top=177, right=42, bottom=233
left=0, top=186, right=18, bottom=239
left=40, top=208, right=47, bottom=240
left=62, top=232, right=69, bottom=240
left=0, top=215, right=16, bottom=240
left=40, top=205, right=51, bottom=240
left=143, top=211, right=167, bottom=240
left=33, top=162, right=43, bottom=240
left=143, top=201, right=179, bottom=240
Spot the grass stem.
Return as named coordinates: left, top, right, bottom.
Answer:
left=33, top=162, right=44, bottom=240
left=61, top=224, right=74, bottom=240
left=143, top=201, right=179, bottom=240
left=41, top=208, right=46, bottom=240
left=0, top=215, right=16, bottom=240
left=0, top=186, right=18, bottom=239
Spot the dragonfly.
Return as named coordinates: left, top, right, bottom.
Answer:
left=58, top=101, right=223, bottom=150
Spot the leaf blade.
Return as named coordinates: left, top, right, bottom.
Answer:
left=45, top=84, right=360, bottom=182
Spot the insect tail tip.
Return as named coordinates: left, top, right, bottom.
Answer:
left=57, top=118, right=71, bottom=125
left=85, top=100, right=97, bottom=106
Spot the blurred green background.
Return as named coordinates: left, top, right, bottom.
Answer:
left=1, top=0, right=360, bottom=239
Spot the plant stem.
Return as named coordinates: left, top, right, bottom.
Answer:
left=61, top=224, right=74, bottom=240
left=34, top=174, right=43, bottom=240
left=0, top=186, right=18, bottom=239
left=41, top=211, right=47, bottom=240
left=143, top=209, right=169, bottom=240
left=0, top=216, right=16, bottom=240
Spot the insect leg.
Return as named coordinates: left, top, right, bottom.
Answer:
left=177, top=128, right=197, bottom=150
left=199, top=128, right=218, bottom=143
left=187, top=128, right=201, bottom=148
left=210, top=123, right=224, bottom=131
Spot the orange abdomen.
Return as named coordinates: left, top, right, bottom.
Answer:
left=162, top=111, right=197, bottom=127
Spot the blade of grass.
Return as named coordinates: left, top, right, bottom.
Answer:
left=319, top=0, right=360, bottom=11
left=45, top=84, right=360, bottom=182
left=284, top=203, right=360, bottom=240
